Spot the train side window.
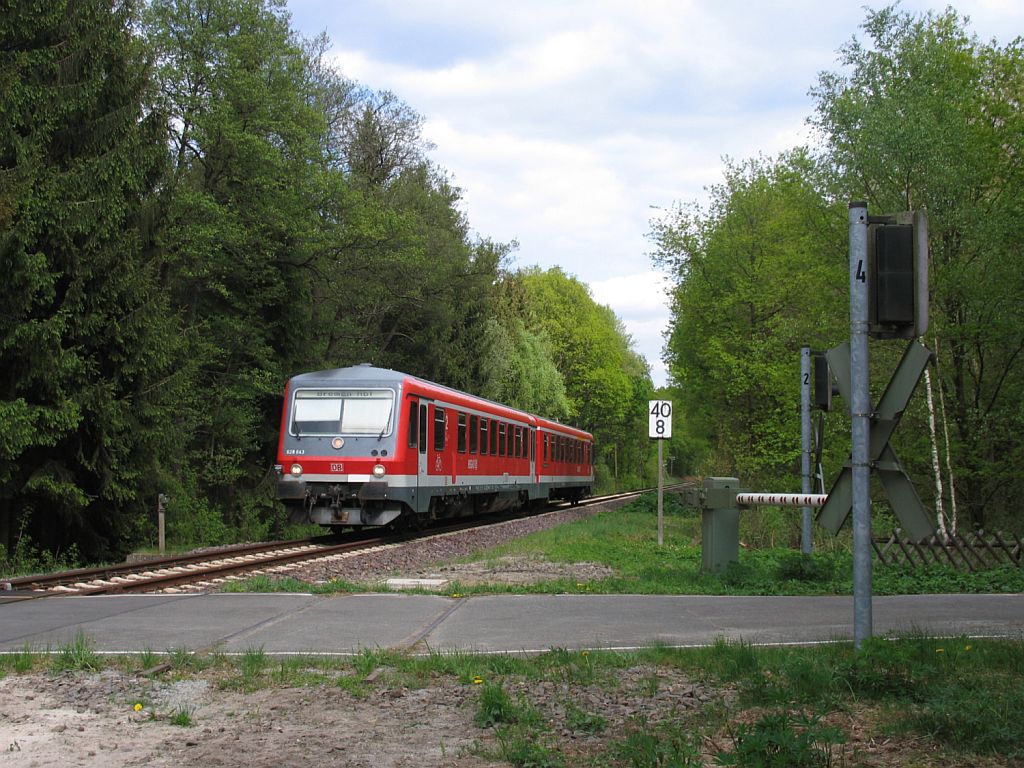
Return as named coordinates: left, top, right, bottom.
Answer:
left=543, top=434, right=548, bottom=461
left=433, top=407, right=446, bottom=451
left=515, top=427, right=523, bottom=458
left=419, top=404, right=427, bottom=454
left=507, top=425, right=514, bottom=457
left=407, top=401, right=418, bottom=448
left=480, top=419, right=488, bottom=455
left=490, top=419, right=498, bottom=455
left=530, top=429, right=535, bottom=462
left=498, top=423, right=507, bottom=456
left=457, top=412, right=467, bottom=453
left=469, top=415, right=478, bottom=454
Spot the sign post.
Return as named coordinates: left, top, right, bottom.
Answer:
left=649, top=400, right=673, bottom=546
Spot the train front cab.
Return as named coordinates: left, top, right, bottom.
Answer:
left=275, top=369, right=414, bottom=528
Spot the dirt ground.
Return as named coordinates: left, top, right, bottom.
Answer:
left=0, top=671, right=498, bottom=768
left=0, top=662, right=725, bottom=768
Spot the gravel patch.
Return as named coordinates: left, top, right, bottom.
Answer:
left=279, top=500, right=627, bottom=588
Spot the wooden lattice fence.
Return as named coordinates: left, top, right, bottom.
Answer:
left=872, top=530, right=1023, bottom=571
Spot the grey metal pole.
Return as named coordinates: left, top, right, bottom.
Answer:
left=158, top=493, right=167, bottom=555
left=657, top=439, right=664, bottom=547
left=849, top=201, right=872, bottom=648
left=801, top=346, right=813, bottom=554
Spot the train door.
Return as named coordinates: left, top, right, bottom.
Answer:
left=530, top=428, right=537, bottom=481
left=417, top=401, right=428, bottom=512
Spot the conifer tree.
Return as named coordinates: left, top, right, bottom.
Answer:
left=0, top=0, right=174, bottom=558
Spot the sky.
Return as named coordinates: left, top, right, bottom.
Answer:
left=284, top=0, right=1023, bottom=387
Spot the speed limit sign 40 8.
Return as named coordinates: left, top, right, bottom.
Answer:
left=648, top=400, right=672, bottom=439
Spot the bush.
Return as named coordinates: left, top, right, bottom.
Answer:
left=774, top=552, right=835, bottom=583
left=717, top=710, right=846, bottom=767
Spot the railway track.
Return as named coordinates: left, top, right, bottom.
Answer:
left=1, top=487, right=677, bottom=599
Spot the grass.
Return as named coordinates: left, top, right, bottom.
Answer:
left=219, top=494, right=1024, bottom=597
left=169, top=705, right=195, bottom=727
left=0, top=644, right=39, bottom=676
left=3, top=630, right=1021, bottom=764
left=49, top=631, right=102, bottom=673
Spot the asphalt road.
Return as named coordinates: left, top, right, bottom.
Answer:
left=1, top=592, right=1022, bottom=655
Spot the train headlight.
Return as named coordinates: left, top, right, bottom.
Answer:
left=372, top=464, right=386, bottom=478
left=331, top=437, right=345, bottom=450
left=290, top=463, right=303, bottom=477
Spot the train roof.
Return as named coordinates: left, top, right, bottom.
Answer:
left=287, top=364, right=593, bottom=439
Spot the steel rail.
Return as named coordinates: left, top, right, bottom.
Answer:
left=2, top=486, right=678, bottom=598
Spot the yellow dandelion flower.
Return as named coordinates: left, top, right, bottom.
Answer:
left=936, top=648, right=945, bottom=653
left=472, top=676, right=484, bottom=685
left=133, top=703, right=143, bottom=712
left=582, top=651, right=589, bottom=657
left=964, top=645, right=972, bottom=651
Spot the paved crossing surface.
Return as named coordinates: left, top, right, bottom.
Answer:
left=2, top=592, right=1022, bottom=655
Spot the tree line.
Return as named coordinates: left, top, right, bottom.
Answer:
left=0, top=0, right=657, bottom=564
left=651, top=7, right=1024, bottom=533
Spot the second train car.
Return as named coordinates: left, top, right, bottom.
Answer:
left=275, top=364, right=594, bottom=529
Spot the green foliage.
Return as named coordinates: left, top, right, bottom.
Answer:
left=605, top=718, right=703, bottom=767
left=0, top=645, right=39, bottom=675
left=474, top=680, right=542, bottom=731
left=773, top=552, right=835, bottom=583
left=474, top=681, right=518, bottom=728
left=518, top=267, right=657, bottom=492
left=0, top=528, right=80, bottom=578
left=167, top=646, right=200, bottom=672
left=906, top=675, right=1024, bottom=757
left=810, top=6, right=1024, bottom=531
left=240, top=646, right=267, bottom=680
left=2, top=0, right=656, bottom=566
left=651, top=152, right=846, bottom=490
left=169, top=705, right=195, bottom=727
left=232, top=495, right=1023, bottom=598
left=697, top=636, right=1024, bottom=759
left=564, top=702, right=607, bottom=734
left=489, top=728, right=563, bottom=768
left=50, top=631, right=102, bottom=673
left=653, top=7, right=1024, bottom=534
left=717, top=711, right=845, bottom=767
left=0, top=0, right=181, bottom=560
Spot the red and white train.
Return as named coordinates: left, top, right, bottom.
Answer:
left=275, top=364, right=594, bottom=529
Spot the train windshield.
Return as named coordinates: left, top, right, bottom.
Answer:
left=291, top=389, right=394, bottom=437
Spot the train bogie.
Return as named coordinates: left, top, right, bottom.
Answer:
left=275, top=365, right=594, bottom=529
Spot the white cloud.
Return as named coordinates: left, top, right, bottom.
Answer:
left=291, top=0, right=1023, bottom=387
